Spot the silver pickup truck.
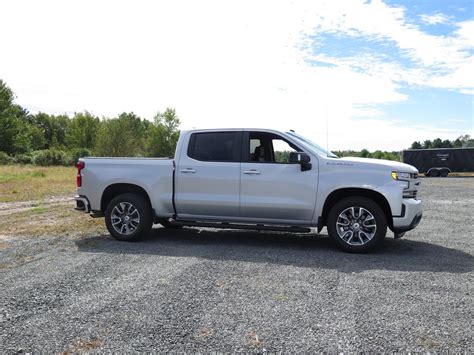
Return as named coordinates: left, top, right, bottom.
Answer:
left=75, top=128, right=422, bottom=252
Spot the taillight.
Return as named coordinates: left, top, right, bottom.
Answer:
left=76, top=161, right=85, bottom=187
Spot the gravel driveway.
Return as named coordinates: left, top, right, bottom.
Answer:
left=1, top=178, right=473, bottom=352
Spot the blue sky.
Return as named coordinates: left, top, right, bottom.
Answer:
left=305, top=0, right=473, bottom=142
left=0, top=0, right=472, bottom=150
left=390, top=0, right=473, bottom=133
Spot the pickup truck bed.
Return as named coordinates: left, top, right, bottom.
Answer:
left=76, top=157, right=174, bottom=218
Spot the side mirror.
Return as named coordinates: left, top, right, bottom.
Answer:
left=289, top=152, right=312, bottom=171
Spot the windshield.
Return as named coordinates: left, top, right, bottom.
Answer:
left=285, top=131, right=339, bottom=158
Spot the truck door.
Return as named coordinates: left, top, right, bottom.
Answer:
left=175, top=130, right=242, bottom=219
left=240, top=131, right=318, bottom=223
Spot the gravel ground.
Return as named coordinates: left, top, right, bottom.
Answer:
left=1, top=178, right=473, bottom=352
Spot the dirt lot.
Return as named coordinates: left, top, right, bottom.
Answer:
left=0, top=178, right=473, bottom=352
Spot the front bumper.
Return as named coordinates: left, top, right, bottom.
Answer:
left=392, top=198, right=422, bottom=233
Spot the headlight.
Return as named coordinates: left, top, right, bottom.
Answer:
left=392, top=171, right=411, bottom=180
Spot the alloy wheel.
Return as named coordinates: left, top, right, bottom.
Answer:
left=335, top=206, right=377, bottom=246
left=111, top=202, right=141, bottom=235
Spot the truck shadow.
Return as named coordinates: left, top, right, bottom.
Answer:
left=75, top=227, right=473, bottom=274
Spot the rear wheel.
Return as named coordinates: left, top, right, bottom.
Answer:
left=105, top=193, right=152, bottom=241
left=440, top=169, right=449, bottom=177
left=429, top=169, right=440, bottom=177
left=327, top=197, right=387, bottom=253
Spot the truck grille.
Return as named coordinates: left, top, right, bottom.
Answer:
left=403, top=190, right=417, bottom=199
left=403, top=172, right=419, bottom=199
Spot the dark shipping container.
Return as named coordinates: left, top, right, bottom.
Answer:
left=402, top=148, right=474, bottom=177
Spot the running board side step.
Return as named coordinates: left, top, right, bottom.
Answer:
left=171, top=221, right=312, bottom=233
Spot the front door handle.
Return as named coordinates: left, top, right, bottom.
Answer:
left=180, top=168, right=196, bottom=173
left=243, top=169, right=261, bottom=175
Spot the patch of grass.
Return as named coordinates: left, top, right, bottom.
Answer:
left=158, top=278, right=169, bottom=285
left=2, top=204, right=106, bottom=238
left=197, top=327, right=214, bottom=338
left=274, top=293, right=290, bottom=301
left=62, top=337, right=104, bottom=354
left=31, top=206, right=48, bottom=214
left=31, top=171, right=46, bottom=178
left=449, top=172, right=474, bottom=177
left=419, top=336, right=441, bottom=348
left=0, top=165, right=76, bottom=202
left=247, top=332, right=263, bottom=349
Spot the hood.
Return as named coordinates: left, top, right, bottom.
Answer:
left=339, top=157, right=418, bottom=173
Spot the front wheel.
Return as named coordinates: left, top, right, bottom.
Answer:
left=327, top=197, right=387, bottom=253
left=105, top=193, right=153, bottom=242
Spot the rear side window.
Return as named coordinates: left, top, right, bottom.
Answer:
left=188, top=132, right=240, bottom=162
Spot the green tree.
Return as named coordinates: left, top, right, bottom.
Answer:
left=386, top=151, right=400, bottom=161
left=457, top=134, right=473, bottom=147
left=452, top=138, right=463, bottom=148
left=66, top=112, right=99, bottom=150
left=0, top=80, right=29, bottom=154
left=411, top=141, right=422, bottom=149
left=48, top=114, right=70, bottom=148
left=94, top=112, right=147, bottom=156
left=146, top=108, right=181, bottom=157
left=441, top=139, right=452, bottom=148
left=13, top=119, right=46, bottom=153
left=422, top=140, right=432, bottom=149
left=30, top=112, right=55, bottom=148
left=360, top=148, right=369, bottom=158
left=431, top=138, right=443, bottom=148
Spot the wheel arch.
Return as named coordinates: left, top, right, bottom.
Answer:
left=101, top=183, right=152, bottom=213
left=320, top=188, right=393, bottom=230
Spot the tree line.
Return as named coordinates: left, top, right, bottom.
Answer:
left=0, top=80, right=180, bottom=165
left=332, top=149, right=401, bottom=161
left=410, top=136, right=473, bottom=149
left=334, top=134, right=474, bottom=161
left=1, top=79, right=472, bottom=166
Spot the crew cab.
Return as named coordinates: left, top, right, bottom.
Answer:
left=75, top=128, right=422, bottom=252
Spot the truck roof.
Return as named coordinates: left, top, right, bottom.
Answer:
left=181, top=128, right=289, bottom=134
left=183, top=127, right=282, bottom=132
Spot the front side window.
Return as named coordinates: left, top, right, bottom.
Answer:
left=272, top=138, right=298, bottom=163
left=188, top=132, right=239, bottom=162
left=248, top=132, right=301, bottom=163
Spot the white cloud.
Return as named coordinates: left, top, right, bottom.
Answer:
left=420, top=12, right=451, bottom=25
left=305, top=1, right=473, bottom=79
left=0, top=0, right=471, bottom=151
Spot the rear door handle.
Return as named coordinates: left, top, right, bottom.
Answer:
left=180, top=168, right=196, bottom=173
left=243, top=169, right=261, bottom=175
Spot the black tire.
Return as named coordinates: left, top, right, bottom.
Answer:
left=327, top=196, right=387, bottom=253
left=158, top=219, right=183, bottom=229
left=105, top=193, right=153, bottom=242
left=429, top=169, right=440, bottom=177
left=440, top=169, right=449, bottom=177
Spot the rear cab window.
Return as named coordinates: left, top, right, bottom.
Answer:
left=187, top=131, right=241, bottom=162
